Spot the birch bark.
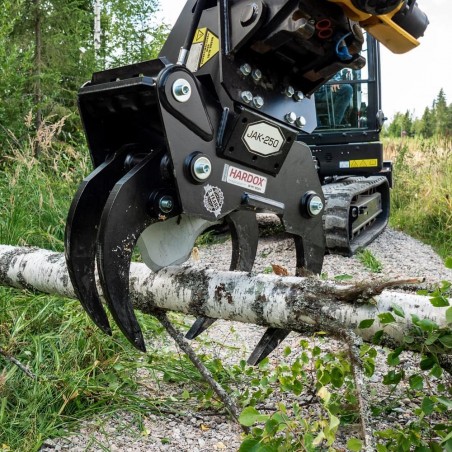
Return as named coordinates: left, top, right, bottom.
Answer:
left=0, top=245, right=449, bottom=352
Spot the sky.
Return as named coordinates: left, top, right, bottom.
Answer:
left=157, top=0, right=452, bottom=120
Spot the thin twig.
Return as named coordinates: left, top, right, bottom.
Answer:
left=333, top=277, right=425, bottom=303
left=153, top=311, right=248, bottom=433
left=0, top=347, right=36, bottom=379
left=341, top=331, right=374, bottom=452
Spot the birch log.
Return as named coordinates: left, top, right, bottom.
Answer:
left=0, top=245, right=450, bottom=351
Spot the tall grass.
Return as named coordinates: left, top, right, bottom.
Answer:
left=384, top=136, right=452, bottom=258
left=0, top=119, right=165, bottom=450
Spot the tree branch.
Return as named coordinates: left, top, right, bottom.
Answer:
left=0, top=347, right=36, bottom=379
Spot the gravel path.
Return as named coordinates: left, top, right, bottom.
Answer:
left=41, top=224, right=452, bottom=452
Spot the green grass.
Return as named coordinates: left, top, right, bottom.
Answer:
left=0, top=134, right=171, bottom=450
left=356, top=249, right=383, bottom=273
left=385, top=136, right=452, bottom=258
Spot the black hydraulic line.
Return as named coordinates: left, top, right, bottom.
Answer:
left=177, top=0, right=208, bottom=65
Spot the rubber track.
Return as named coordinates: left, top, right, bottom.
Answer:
left=322, top=175, right=390, bottom=256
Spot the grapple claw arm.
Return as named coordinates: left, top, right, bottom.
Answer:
left=65, top=146, right=136, bottom=334
left=97, top=150, right=180, bottom=351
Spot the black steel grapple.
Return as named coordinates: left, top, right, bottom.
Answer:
left=65, top=0, right=428, bottom=363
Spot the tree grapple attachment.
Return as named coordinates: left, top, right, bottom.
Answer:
left=65, top=0, right=427, bottom=363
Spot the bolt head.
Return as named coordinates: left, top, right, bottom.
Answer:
left=240, top=90, right=253, bottom=104
left=172, top=78, right=191, bottom=103
left=159, top=196, right=174, bottom=213
left=193, top=156, right=212, bottom=181
left=308, top=195, right=324, bottom=216
left=285, top=112, right=297, bottom=124
left=284, top=86, right=295, bottom=98
left=240, top=63, right=252, bottom=76
left=294, top=91, right=304, bottom=101
left=241, top=3, right=258, bottom=26
left=252, top=69, right=262, bottom=82
left=295, top=116, right=307, bottom=128
left=252, top=96, right=264, bottom=109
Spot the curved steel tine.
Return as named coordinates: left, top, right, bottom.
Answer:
left=65, top=147, right=132, bottom=334
left=247, top=328, right=291, bottom=366
left=185, top=210, right=259, bottom=340
left=96, top=150, right=173, bottom=352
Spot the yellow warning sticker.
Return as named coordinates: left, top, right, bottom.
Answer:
left=193, top=28, right=206, bottom=44
left=200, top=30, right=219, bottom=67
left=188, top=28, right=219, bottom=71
left=350, top=159, right=379, bottom=168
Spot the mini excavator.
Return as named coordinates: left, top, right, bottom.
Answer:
left=65, top=0, right=428, bottom=364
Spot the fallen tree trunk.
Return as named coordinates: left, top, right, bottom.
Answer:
left=0, top=245, right=450, bottom=351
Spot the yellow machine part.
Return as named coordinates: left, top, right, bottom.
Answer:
left=328, top=0, right=420, bottom=53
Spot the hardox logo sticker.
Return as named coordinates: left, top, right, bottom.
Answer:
left=222, top=164, right=267, bottom=194
left=203, top=184, right=224, bottom=218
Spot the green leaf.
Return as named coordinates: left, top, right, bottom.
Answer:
left=420, top=355, right=436, bottom=370
left=421, top=396, right=435, bottom=415
left=182, top=390, right=190, bottom=400
left=387, top=347, right=403, bottom=366
left=445, top=256, right=452, bottom=269
left=383, top=370, right=403, bottom=385
left=441, top=430, right=452, bottom=445
left=373, top=330, right=384, bottom=344
left=334, top=274, right=353, bottom=281
left=430, top=296, right=450, bottom=307
left=409, top=374, right=424, bottom=390
left=264, top=418, right=279, bottom=435
left=258, top=357, right=269, bottom=370
left=447, top=307, right=452, bottom=324
left=359, top=319, right=375, bottom=329
left=439, top=334, right=452, bottom=348
left=331, top=367, right=344, bottom=388
left=418, top=318, right=439, bottom=332
left=391, top=303, right=405, bottom=318
left=437, top=396, right=452, bottom=410
left=428, top=442, right=444, bottom=452
left=292, top=379, right=303, bottom=396
left=378, top=312, right=396, bottom=324
left=431, top=364, right=443, bottom=378
left=425, top=333, right=440, bottom=346
left=238, top=438, right=262, bottom=452
left=239, top=407, right=269, bottom=427
left=347, top=438, right=363, bottom=451
left=387, top=353, right=400, bottom=366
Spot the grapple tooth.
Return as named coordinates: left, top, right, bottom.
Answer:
left=185, top=210, right=258, bottom=340
left=247, top=328, right=291, bottom=366
left=184, top=317, right=216, bottom=340
left=65, top=147, right=132, bottom=334
left=97, top=150, right=175, bottom=352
